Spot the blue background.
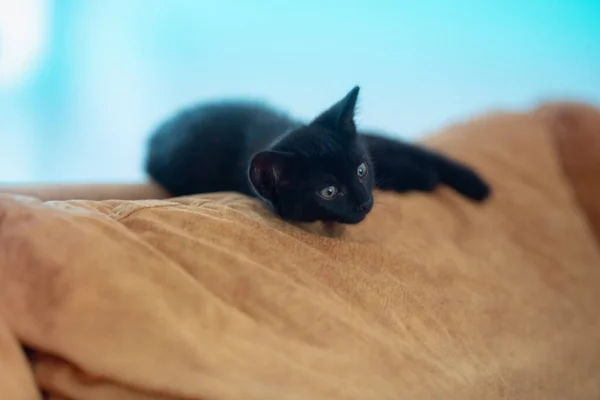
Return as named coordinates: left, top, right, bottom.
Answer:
left=1, top=0, right=599, bottom=182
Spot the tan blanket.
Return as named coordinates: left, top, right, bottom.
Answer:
left=1, top=103, right=599, bottom=399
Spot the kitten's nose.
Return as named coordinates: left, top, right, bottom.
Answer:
left=357, top=200, right=373, bottom=213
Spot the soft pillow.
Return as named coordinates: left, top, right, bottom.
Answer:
left=1, top=104, right=600, bottom=400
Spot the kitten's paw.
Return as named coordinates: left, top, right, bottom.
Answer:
left=458, top=171, right=492, bottom=202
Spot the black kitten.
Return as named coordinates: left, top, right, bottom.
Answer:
left=145, top=86, right=490, bottom=224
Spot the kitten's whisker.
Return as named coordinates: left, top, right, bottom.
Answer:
left=373, top=201, right=392, bottom=210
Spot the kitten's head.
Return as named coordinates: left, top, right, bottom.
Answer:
left=249, top=86, right=375, bottom=224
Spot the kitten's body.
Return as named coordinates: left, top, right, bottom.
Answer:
left=147, top=101, right=299, bottom=197
left=146, top=87, right=490, bottom=224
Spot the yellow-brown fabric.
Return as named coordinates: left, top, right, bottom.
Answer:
left=536, top=102, right=600, bottom=244
left=0, top=182, right=171, bottom=202
left=1, top=104, right=600, bottom=400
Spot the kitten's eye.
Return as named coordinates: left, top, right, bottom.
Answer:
left=357, top=162, right=368, bottom=178
left=318, top=185, right=339, bottom=199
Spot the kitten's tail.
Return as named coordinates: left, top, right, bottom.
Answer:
left=432, top=153, right=491, bottom=202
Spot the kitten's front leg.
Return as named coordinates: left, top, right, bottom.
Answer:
left=361, top=133, right=491, bottom=202
left=373, top=155, right=441, bottom=193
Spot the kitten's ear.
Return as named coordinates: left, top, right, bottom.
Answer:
left=249, top=150, right=294, bottom=200
left=312, top=85, right=360, bottom=134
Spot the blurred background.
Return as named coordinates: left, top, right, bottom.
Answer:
left=1, top=0, right=599, bottom=183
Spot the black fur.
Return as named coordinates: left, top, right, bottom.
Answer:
left=145, top=86, right=490, bottom=224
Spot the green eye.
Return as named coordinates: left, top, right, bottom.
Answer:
left=319, top=185, right=339, bottom=199
left=357, top=162, right=368, bottom=177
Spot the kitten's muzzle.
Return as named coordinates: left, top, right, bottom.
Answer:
left=356, top=199, right=374, bottom=213
left=339, top=200, right=374, bottom=224
left=340, top=211, right=369, bottom=224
